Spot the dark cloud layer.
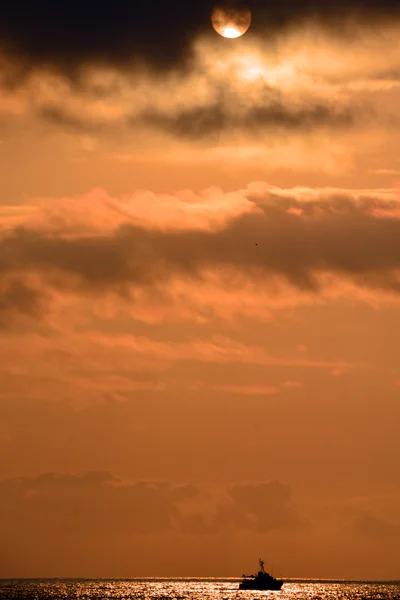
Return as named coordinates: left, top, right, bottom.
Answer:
left=0, top=472, right=302, bottom=537
left=220, top=481, right=304, bottom=531
left=1, top=1, right=400, bottom=75
left=1, top=472, right=398, bottom=577
left=2, top=192, right=400, bottom=320
left=139, top=104, right=355, bottom=139
left=39, top=101, right=356, bottom=138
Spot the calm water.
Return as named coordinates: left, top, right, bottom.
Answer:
left=0, top=579, right=399, bottom=600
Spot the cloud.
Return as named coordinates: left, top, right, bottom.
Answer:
left=0, top=48, right=362, bottom=140
left=353, top=511, right=400, bottom=539
left=0, top=473, right=303, bottom=538
left=3, top=184, right=400, bottom=323
left=0, top=278, right=44, bottom=323
left=4, top=21, right=400, bottom=142
left=138, top=102, right=355, bottom=139
left=0, top=1, right=206, bottom=76
left=1, top=0, right=400, bottom=76
left=0, top=473, right=183, bottom=537
left=0, top=473, right=311, bottom=576
left=38, top=100, right=356, bottom=138
left=195, top=383, right=280, bottom=395
left=218, top=481, right=306, bottom=532
left=1, top=473, right=399, bottom=577
left=313, top=494, right=400, bottom=545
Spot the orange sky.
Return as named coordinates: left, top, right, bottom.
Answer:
left=0, top=5, right=400, bottom=579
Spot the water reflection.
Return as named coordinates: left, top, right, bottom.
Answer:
left=0, top=579, right=399, bottom=600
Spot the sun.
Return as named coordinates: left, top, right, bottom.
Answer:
left=211, top=2, right=252, bottom=39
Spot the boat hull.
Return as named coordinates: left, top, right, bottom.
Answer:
left=239, top=580, right=283, bottom=591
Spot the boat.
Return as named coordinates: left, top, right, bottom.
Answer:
left=239, top=559, right=284, bottom=591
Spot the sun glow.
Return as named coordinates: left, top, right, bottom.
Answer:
left=206, top=47, right=297, bottom=88
left=238, top=56, right=297, bottom=85
left=221, top=26, right=243, bottom=39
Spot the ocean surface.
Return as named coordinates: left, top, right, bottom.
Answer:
left=0, top=579, right=399, bottom=600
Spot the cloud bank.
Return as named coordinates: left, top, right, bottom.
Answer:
left=1, top=472, right=398, bottom=577
left=2, top=184, right=400, bottom=325
left=1, top=0, right=400, bottom=75
left=0, top=474, right=302, bottom=536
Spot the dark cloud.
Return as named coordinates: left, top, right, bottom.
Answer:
left=38, top=100, right=357, bottom=138
left=0, top=473, right=186, bottom=536
left=218, top=481, right=305, bottom=531
left=39, top=105, right=102, bottom=132
left=353, top=511, right=400, bottom=539
left=139, top=103, right=355, bottom=139
left=0, top=1, right=209, bottom=77
left=31, top=61, right=361, bottom=138
left=2, top=192, right=400, bottom=317
left=1, top=1, right=400, bottom=76
left=0, top=473, right=303, bottom=539
left=0, top=278, right=43, bottom=323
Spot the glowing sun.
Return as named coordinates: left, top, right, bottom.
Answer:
left=211, top=1, right=252, bottom=39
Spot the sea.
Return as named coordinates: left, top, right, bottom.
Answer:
left=0, top=579, right=399, bottom=600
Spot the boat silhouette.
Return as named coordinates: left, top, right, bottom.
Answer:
left=239, top=559, right=283, bottom=590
